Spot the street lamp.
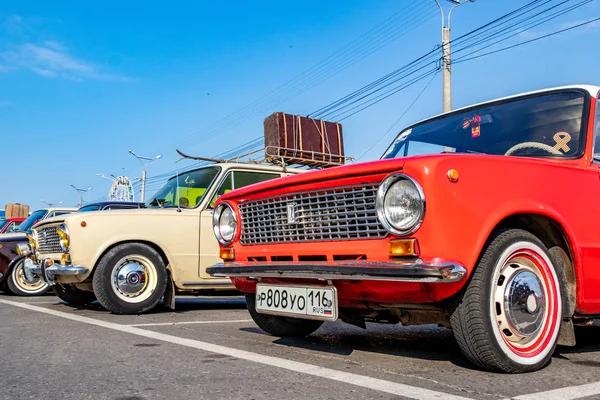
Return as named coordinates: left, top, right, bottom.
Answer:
left=433, top=0, right=476, bottom=113
left=70, top=185, right=93, bottom=208
left=129, top=150, right=161, bottom=203
left=41, top=199, right=63, bottom=207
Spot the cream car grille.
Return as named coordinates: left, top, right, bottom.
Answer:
left=239, top=183, right=387, bottom=245
left=37, top=227, right=62, bottom=254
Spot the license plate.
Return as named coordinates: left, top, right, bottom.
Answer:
left=255, top=284, right=338, bottom=321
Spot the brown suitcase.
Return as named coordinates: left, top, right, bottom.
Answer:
left=5, top=203, right=29, bottom=218
left=264, top=112, right=345, bottom=165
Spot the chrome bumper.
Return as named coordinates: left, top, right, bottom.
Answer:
left=206, top=260, right=467, bottom=283
left=23, top=257, right=89, bottom=285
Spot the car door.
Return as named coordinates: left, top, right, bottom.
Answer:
left=198, top=169, right=285, bottom=279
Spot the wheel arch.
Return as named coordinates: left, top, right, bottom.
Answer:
left=92, top=240, right=172, bottom=279
left=487, top=212, right=578, bottom=317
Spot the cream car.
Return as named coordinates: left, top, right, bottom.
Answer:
left=23, top=163, right=301, bottom=314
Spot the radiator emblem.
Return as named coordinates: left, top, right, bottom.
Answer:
left=286, top=202, right=298, bottom=224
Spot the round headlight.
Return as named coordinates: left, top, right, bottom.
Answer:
left=56, top=224, right=70, bottom=252
left=376, top=174, right=425, bottom=235
left=212, top=203, right=237, bottom=245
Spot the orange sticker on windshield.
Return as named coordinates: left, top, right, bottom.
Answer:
left=471, top=116, right=481, bottom=138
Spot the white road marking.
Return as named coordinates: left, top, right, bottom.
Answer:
left=0, top=298, right=470, bottom=400
left=128, top=319, right=252, bottom=327
left=511, top=381, right=600, bottom=400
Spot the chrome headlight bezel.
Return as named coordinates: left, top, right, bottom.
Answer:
left=26, top=232, right=36, bottom=252
left=376, top=173, right=425, bottom=236
left=16, top=242, right=32, bottom=257
left=212, top=202, right=238, bottom=246
left=56, top=223, right=70, bottom=252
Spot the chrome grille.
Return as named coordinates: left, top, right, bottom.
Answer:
left=37, top=227, right=62, bottom=254
left=239, top=183, right=387, bottom=245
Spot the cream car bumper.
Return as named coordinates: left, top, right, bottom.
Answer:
left=23, top=257, right=89, bottom=285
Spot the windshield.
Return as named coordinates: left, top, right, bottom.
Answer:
left=145, top=166, right=220, bottom=208
left=17, top=210, right=47, bottom=233
left=383, top=91, right=587, bottom=160
left=0, top=219, right=9, bottom=231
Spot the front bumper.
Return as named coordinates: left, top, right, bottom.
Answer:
left=206, top=259, right=466, bottom=283
left=23, top=258, right=89, bottom=285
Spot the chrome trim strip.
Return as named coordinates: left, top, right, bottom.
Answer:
left=181, top=281, right=235, bottom=286
left=207, top=260, right=466, bottom=283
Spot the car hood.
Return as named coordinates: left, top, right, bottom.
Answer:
left=220, top=158, right=407, bottom=201
left=0, top=232, right=27, bottom=243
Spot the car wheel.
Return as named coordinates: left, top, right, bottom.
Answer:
left=450, top=229, right=564, bottom=373
left=246, top=293, right=324, bottom=337
left=53, top=284, right=97, bottom=305
left=6, top=259, right=50, bottom=296
left=93, top=243, right=168, bottom=314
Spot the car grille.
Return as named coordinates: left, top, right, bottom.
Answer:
left=37, top=227, right=62, bottom=254
left=239, top=183, right=388, bottom=245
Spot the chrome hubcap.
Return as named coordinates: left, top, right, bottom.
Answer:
left=504, top=270, right=545, bottom=337
left=114, top=261, right=149, bottom=298
left=494, top=256, right=549, bottom=347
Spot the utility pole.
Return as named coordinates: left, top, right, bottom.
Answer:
left=128, top=150, right=161, bottom=203
left=434, top=0, right=476, bottom=113
left=70, top=185, right=93, bottom=208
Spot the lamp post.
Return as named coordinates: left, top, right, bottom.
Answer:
left=129, top=150, right=161, bottom=203
left=433, top=0, right=476, bottom=113
left=41, top=200, right=63, bottom=207
left=70, top=185, right=93, bottom=208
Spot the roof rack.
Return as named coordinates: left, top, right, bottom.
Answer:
left=176, top=147, right=354, bottom=169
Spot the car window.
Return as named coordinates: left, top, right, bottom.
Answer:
left=106, top=205, right=138, bottom=210
left=594, top=92, right=600, bottom=160
left=209, top=170, right=281, bottom=208
left=78, top=205, right=102, bottom=212
left=7, top=222, right=19, bottom=232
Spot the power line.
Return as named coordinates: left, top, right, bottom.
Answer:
left=169, top=1, right=438, bottom=149
left=455, top=16, right=600, bottom=64
left=356, top=71, right=439, bottom=161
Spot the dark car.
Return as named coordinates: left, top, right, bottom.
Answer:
left=0, top=207, right=77, bottom=296
left=77, top=201, right=143, bottom=212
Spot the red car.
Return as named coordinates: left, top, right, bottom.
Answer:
left=0, top=218, right=25, bottom=234
left=208, top=85, right=600, bottom=373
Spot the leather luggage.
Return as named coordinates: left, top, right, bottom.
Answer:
left=264, top=112, right=345, bottom=165
left=5, top=203, right=29, bottom=218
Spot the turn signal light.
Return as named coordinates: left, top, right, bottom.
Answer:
left=388, top=239, right=418, bottom=257
left=220, top=247, right=235, bottom=261
left=447, top=169, right=459, bottom=182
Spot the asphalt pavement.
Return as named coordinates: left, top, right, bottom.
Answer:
left=1, top=293, right=600, bottom=400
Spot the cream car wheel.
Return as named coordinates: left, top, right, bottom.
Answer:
left=110, top=255, right=157, bottom=303
left=93, top=242, right=168, bottom=315
left=6, top=260, right=49, bottom=296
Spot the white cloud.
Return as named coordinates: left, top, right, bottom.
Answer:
left=1, top=15, right=132, bottom=82
left=2, top=42, right=132, bottom=82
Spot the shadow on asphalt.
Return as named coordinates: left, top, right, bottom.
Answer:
left=57, top=296, right=247, bottom=315
left=555, top=325, right=600, bottom=367
left=240, top=323, right=472, bottom=367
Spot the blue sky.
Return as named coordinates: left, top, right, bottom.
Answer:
left=1, top=0, right=599, bottom=209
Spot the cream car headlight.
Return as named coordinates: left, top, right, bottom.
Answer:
left=56, top=223, right=70, bottom=252
left=376, top=174, right=425, bottom=235
left=213, top=203, right=237, bottom=245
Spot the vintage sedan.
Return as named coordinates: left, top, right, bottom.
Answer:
left=0, top=207, right=77, bottom=296
left=0, top=217, right=25, bottom=234
left=23, top=163, right=303, bottom=314
left=208, top=85, right=600, bottom=373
